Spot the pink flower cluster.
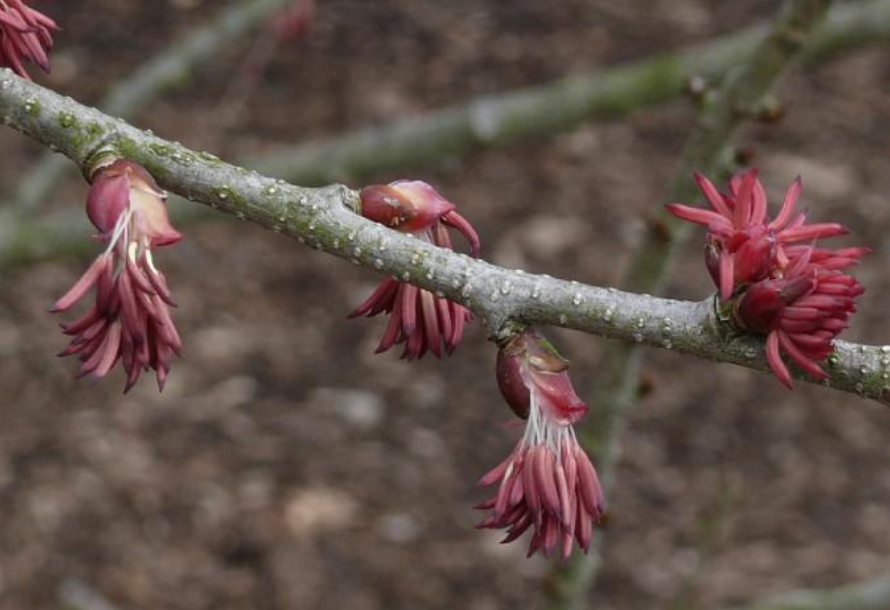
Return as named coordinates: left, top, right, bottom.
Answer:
left=0, top=0, right=57, bottom=79
left=350, top=180, right=480, bottom=359
left=52, top=160, right=183, bottom=393
left=667, top=169, right=867, bottom=387
left=476, top=329, right=605, bottom=559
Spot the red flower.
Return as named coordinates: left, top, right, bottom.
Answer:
left=733, top=247, right=866, bottom=388
left=51, top=160, right=183, bottom=393
left=476, top=329, right=605, bottom=560
left=0, top=0, right=57, bottom=79
left=350, top=181, right=480, bottom=359
left=666, top=170, right=847, bottom=301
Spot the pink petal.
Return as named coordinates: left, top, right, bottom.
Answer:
left=348, top=277, right=398, bottom=318
left=50, top=254, right=110, bottom=312
left=694, top=172, right=733, bottom=218
left=719, top=251, right=734, bottom=302
left=769, top=176, right=801, bottom=230
left=766, top=331, right=793, bottom=389
left=665, top=203, right=731, bottom=228
left=441, top=210, right=481, bottom=257
left=778, top=330, right=827, bottom=380
left=733, top=169, right=758, bottom=228
left=400, top=283, right=419, bottom=336
left=420, top=290, right=442, bottom=358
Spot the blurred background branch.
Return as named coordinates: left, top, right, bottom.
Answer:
left=247, top=0, right=890, bottom=185
left=730, top=573, right=890, bottom=610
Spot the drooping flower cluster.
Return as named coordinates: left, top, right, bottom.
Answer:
left=0, top=0, right=57, bottom=79
left=51, top=160, right=183, bottom=393
left=667, top=169, right=867, bottom=387
left=476, top=329, right=605, bottom=559
left=350, top=180, right=480, bottom=359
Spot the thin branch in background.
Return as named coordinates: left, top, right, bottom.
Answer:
left=666, top=476, right=739, bottom=610
left=728, top=573, right=890, bottom=610
left=247, top=0, right=890, bottom=185
left=543, top=1, right=833, bottom=608
left=1, top=0, right=889, bottom=271
left=59, top=578, right=122, bottom=610
left=10, top=0, right=296, bottom=211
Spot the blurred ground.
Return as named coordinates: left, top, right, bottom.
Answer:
left=0, top=1, right=889, bottom=609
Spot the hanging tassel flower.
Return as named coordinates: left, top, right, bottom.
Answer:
left=350, top=180, right=480, bottom=359
left=51, top=159, right=183, bottom=392
left=476, top=329, right=605, bottom=560
left=0, top=0, right=58, bottom=79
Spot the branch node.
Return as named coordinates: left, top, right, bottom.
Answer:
left=489, top=319, right=527, bottom=348
left=82, top=142, right=121, bottom=182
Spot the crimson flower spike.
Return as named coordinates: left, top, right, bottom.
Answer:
left=733, top=246, right=867, bottom=388
left=666, top=170, right=847, bottom=301
left=0, top=0, right=58, bottom=79
left=349, top=180, right=480, bottom=360
left=51, top=159, right=183, bottom=393
left=476, top=329, right=605, bottom=560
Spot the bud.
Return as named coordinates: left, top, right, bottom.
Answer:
left=360, top=181, right=455, bottom=234
left=87, top=160, right=182, bottom=247
left=496, top=341, right=529, bottom=419
left=496, top=329, right=585, bottom=424
left=733, top=276, right=812, bottom=334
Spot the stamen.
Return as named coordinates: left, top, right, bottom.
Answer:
left=103, top=209, right=133, bottom=256
left=145, top=249, right=159, bottom=274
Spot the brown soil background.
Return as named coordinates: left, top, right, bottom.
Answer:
left=0, top=1, right=888, bottom=609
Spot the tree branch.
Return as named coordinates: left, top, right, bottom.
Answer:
left=0, top=71, right=887, bottom=409
left=2, top=0, right=889, bottom=270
